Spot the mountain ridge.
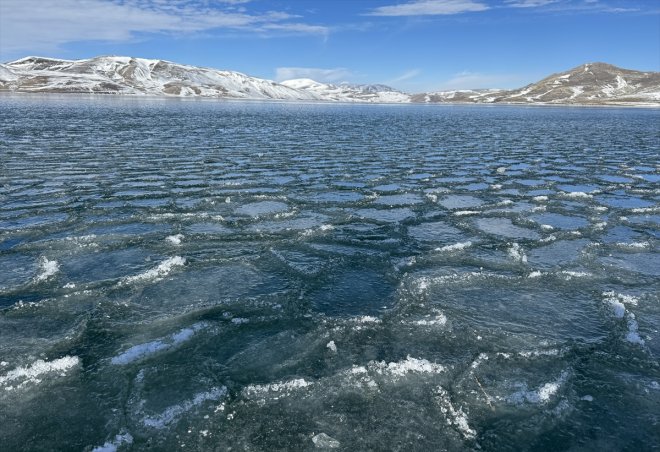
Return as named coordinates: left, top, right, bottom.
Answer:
left=1, top=56, right=658, bottom=106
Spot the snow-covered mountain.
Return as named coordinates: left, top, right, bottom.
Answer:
left=0, top=56, right=320, bottom=100
left=1, top=56, right=658, bottom=106
left=500, top=62, right=660, bottom=104
left=410, top=89, right=503, bottom=104
left=0, top=55, right=406, bottom=102
left=414, top=63, right=660, bottom=106
left=281, top=78, right=410, bottom=103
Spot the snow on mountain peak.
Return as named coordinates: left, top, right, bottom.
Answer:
left=1, top=56, right=658, bottom=106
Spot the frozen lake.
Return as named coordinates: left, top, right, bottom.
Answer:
left=0, top=96, right=658, bottom=450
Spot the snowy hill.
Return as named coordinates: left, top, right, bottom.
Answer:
left=410, top=89, right=503, bottom=104
left=0, top=56, right=320, bottom=100
left=1, top=56, right=658, bottom=106
left=281, top=78, right=410, bottom=103
left=414, top=63, right=660, bottom=106
left=497, top=62, right=660, bottom=105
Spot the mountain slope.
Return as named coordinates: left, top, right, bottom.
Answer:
left=0, top=56, right=407, bottom=102
left=1, top=56, right=658, bottom=106
left=410, top=89, right=503, bottom=104
left=1, top=56, right=321, bottom=100
left=281, top=78, right=410, bottom=103
left=414, top=63, right=660, bottom=105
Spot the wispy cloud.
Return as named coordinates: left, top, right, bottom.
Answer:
left=261, top=23, right=329, bottom=36
left=504, top=0, right=649, bottom=13
left=388, top=69, right=422, bottom=83
left=0, top=0, right=328, bottom=56
left=367, top=0, right=489, bottom=16
left=434, top=71, right=528, bottom=90
left=504, top=0, right=559, bottom=8
left=275, top=67, right=353, bottom=83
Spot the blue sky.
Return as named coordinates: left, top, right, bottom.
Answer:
left=1, top=0, right=658, bottom=92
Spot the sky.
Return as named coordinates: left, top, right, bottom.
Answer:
left=0, top=0, right=658, bottom=92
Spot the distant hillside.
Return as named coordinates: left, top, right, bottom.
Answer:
left=413, top=63, right=660, bottom=106
left=1, top=56, right=658, bottom=106
left=0, top=56, right=318, bottom=101
left=281, top=78, right=410, bottom=103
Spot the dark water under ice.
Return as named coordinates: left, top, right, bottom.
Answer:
left=0, top=96, right=658, bottom=451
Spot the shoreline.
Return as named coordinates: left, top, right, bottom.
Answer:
left=1, top=90, right=659, bottom=109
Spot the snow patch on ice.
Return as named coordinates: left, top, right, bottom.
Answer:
left=243, top=378, right=312, bottom=397
left=33, top=257, right=59, bottom=283
left=602, top=292, right=644, bottom=346
left=470, top=353, right=489, bottom=369
left=561, top=191, right=593, bottom=199
left=435, top=241, right=472, bottom=252
left=629, top=206, right=660, bottom=214
left=434, top=386, right=477, bottom=439
left=559, top=270, right=591, bottom=280
left=372, top=356, right=446, bottom=378
left=349, top=316, right=382, bottom=324
left=121, top=256, right=185, bottom=285
left=165, top=234, right=184, bottom=245
left=412, top=310, right=448, bottom=327
left=312, top=433, right=340, bottom=448
left=142, top=387, right=227, bottom=429
left=111, top=322, right=207, bottom=365
left=616, top=241, right=650, bottom=250
left=91, top=432, right=134, bottom=452
left=414, top=272, right=511, bottom=294
left=0, top=356, right=79, bottom=390
left=507, top=243, right=527, bottom=263
left=508, top=371, right=568, bottom=405
left=625, top=316, right=644, bottom=345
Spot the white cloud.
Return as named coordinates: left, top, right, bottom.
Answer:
left=388, top=69, right=422, bottom=83
left=261, top=23, right=329, bottom=36
left=275, top=67, right=353, bottom=83
left=504, top=0, right=559, bottom=7
left=368, top=0, right=489, bottom=16
left=434, top=71, right=528, bottom=90
left=0, top=0, right=327, bottom=56
left=504, top=0, right=644, bottom=12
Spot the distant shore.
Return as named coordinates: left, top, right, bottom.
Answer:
left=2, top=91, right=659, bottom=109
